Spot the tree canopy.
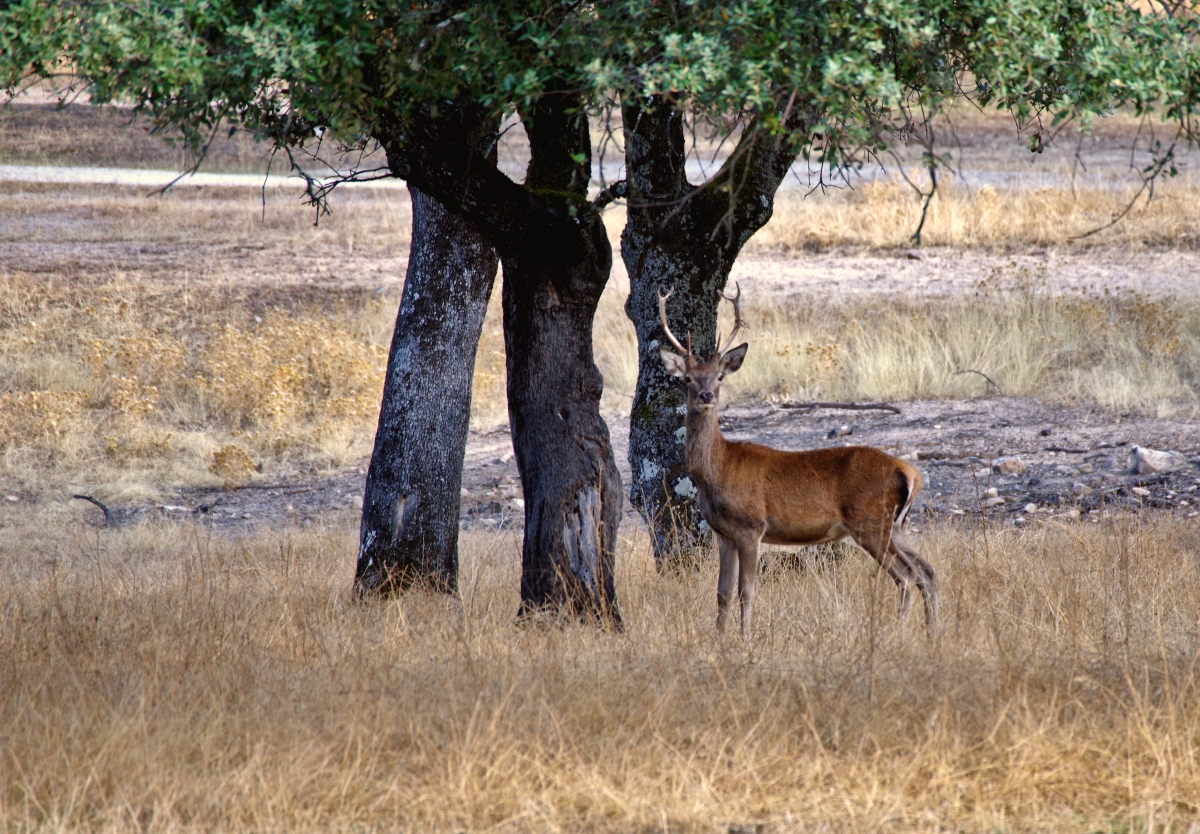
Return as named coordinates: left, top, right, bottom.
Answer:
left=6, top=1, right=1198, bottom=183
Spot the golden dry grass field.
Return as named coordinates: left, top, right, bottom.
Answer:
left=2, top=103, right=1200, bottom=833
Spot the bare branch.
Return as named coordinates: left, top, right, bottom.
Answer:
left=773, top=401, right=902, bottom=415
left=954, top=368, right=1004, bottom=395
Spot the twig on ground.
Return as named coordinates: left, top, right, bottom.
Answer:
left=954, top=369, right=1004, bottom=396
left=72, top=494, right=112, bottom=525
left=773, top=401, right=902, bottom=415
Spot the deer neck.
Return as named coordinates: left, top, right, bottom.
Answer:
left=684, top=403, right=725, bottom=488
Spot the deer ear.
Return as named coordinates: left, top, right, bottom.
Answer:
left=720, top=343, right=748, bottom=374
left=659, top=345, right=689, bottom=379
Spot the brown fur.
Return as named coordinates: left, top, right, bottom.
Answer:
left=659, top=290, right=937, bottom=637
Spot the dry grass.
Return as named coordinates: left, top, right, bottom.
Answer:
left=0, top=102, right=292, bottom=174
left=3, top=508, right=1200, bottom=832
left=0, top=274, right=395, bottom=501
left=720, top=268, right=1200, bottom=415
left=4, top=263, right=1197, bottom=500
left=0, top=181, right=413, bottom=252
left=746, top=175, right=1200, bottom=253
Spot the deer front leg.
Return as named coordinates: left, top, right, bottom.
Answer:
left=736, top=533, right=762, bottom=639
left=716, top=534, right=738, bottom=634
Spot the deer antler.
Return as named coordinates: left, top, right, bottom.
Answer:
left=657, top=288, right=692, bottom=357
left=714, top=282, right=745, bottom=359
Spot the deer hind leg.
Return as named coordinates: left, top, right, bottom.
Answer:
left=891, top=529, right=937, bottom=627
left=736, top=532, right=763, bottom=639
left=716, top=534, right=738, bottom=634
left=851, top=518, right=924, bottom=621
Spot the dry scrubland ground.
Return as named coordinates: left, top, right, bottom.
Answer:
left=4, top=515, right=1200, bottom=833
left=2, top=103, right=1200, bottom=832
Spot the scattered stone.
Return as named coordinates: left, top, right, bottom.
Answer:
left=5, top=495, right=17, bottom=502
left=827, top=424, right=854, bottom=439
left=1129, top=445, right=1187, bottom=475
left=1131, top=487, right=1151, bottom=497
left=1072, top=482, right=1094, bottom=497
left=984, top=487, right=999, bottom=499
left=905, top=250, right=923, bottom=260
left=510, top=498, right=526, bottom=511
left=461, top=488, right=471, bottom=497
left=982, top=496, right=1006, bottom=508
left=992, top=455, right=1027, bottom=476
left=1076, top=463, right=1093, bottom=475
left=1024, top=503, right=1038, bottom=513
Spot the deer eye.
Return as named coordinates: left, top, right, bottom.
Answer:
left=718, top=373, right=724, bottom=380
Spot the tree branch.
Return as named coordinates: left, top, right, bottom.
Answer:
left=376, top=101, right=581, bottom=261
left=773, top=401, right=903, bottom=415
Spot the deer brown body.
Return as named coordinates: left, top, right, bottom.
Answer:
left=659, top=287, right=937, bottom=636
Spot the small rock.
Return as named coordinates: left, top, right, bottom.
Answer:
left=461, top=488, right=471, bottom=497
left=982, top=496, right=1005, bottom=508
left=1072, top=482, right=1093, bottom=497
left=351, top=495, right=364, bottom=510
left=5, top=495, right=18, bottom=502
left=1039, top=428, right=1053, bottom=436
left=992, top=456, right=1027, bottom=476
left=1131, top=487, right=1151, bottom=497
left=1129, top=445, right=1187, bottom=475
left=827, top=424, right=854, bottom=439
left=510, top=498, right=526, bottom=511
left=984, top=487, right=999, bottom=499
left=899, top=451, right=919, bottom=461
left=1076, top=463, right=1093, bottom=475
left=1024, top=503, right=1038, bottom=513
left=499, top=450, right=515, bottom=464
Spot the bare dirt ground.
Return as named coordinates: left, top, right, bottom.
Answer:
left=87, top=393, right=1192, bottom=536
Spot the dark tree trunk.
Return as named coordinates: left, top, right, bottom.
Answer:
left=355, top=188, right=498, bottom=596
left=505, top=91, right=621, bottom=623
left=503, top=218, right=621, bottom=623
left=622, top=95, right=810, bottom=564
left=377, top=96, right=622, bottom=624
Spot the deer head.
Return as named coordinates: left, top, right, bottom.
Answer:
left=658, top=284, right=748, bottom=412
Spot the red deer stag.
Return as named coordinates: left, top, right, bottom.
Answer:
left=658, top=286, right=937, bottom=637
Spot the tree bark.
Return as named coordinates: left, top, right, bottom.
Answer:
left=622, top=95, right=809, bottom=564
left=378, top=97, right=622, bottom=624
left=354, top=187, right=498, bottom=596
left=505, top=91, right=622, bottom=623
